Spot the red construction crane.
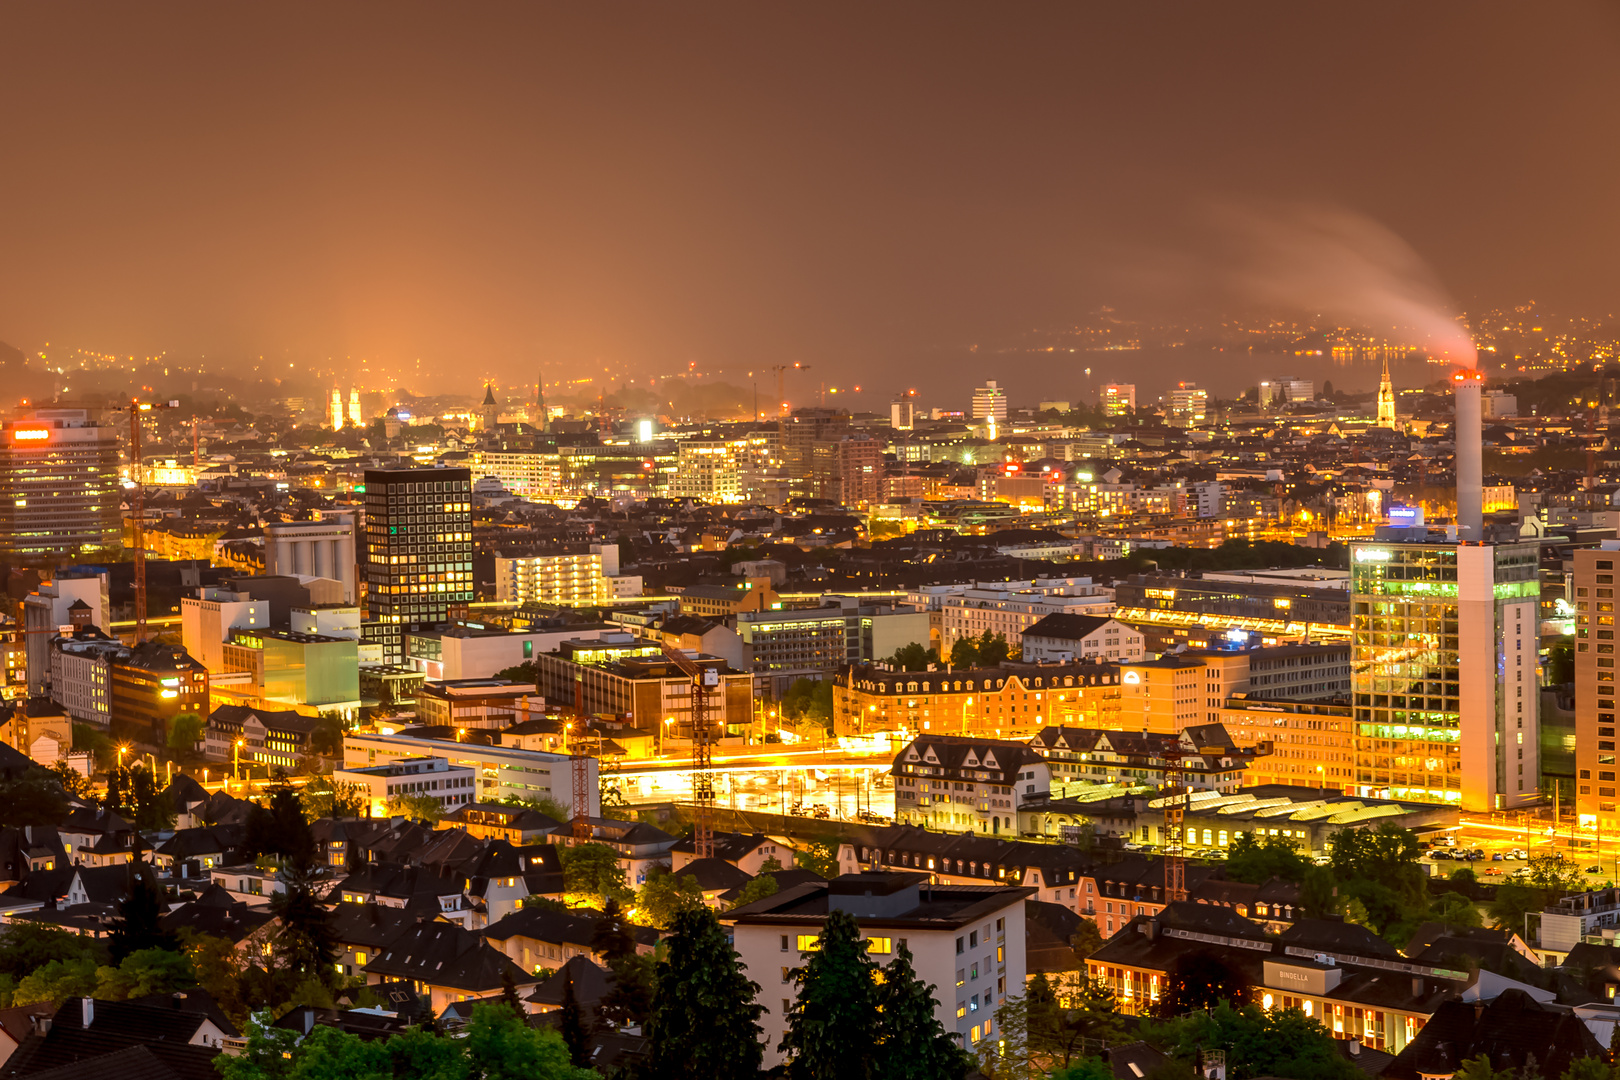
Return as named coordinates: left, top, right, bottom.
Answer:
left=1161, top=745, right=1190, bottom=903
left=570, top=674, right=592, bottom=842
left=110, top=398, right=180, bottom=643
left=657, top=642, right=720, bottom=859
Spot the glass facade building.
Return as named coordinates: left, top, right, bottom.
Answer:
left=363, top=467, right=474, bottom=661
left=1350, top=537, right=1540, bottom=810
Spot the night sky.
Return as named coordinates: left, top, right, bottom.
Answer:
left=1, top=3, right=1616, bottom=400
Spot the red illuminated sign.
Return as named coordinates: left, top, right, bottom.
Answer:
left=11, top=428, right=49, bottom=441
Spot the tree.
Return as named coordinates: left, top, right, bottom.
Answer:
left=214, top=1011, right=300, bottom=1080
left=1430, top=891, right=1483, bottom=932
left=1224, top=834, right=1310, bottom=885
left=637, top=865, right=703, bottom=927
left=645, top=906, right=764, bottom=1080
left=601, top=950, right=655, bottom=1028
left=779, top=909, right=880, bottom=1079
left=1052, top=1060, right=1116, bottom=1080
left=290, top=1022, right=390, bottom=1079
left=0, top=772, right=70, bottom=828
left=949, top=636, right=980, bottom=668
left=243, top=781, right=313, bottom=863
left=267, top=853, right=338, bottom=1000
left=109, top=862, right=177, bottom=961
left=730, top=872, right=779, bottom=910
left=386, top=1025, right=470, bottom=1080
left=795, top=837, right=839, bottom=879
left=299, top=779, right=366, bottom=822
left=464, top=1000, right=596, bottom=1080
left=104, top=765, right=174, bottom=832
left=875, top=942, right=974, bottom=1080
left=1040, top=973, right=1126, bottom=1067
left=589, top=897, right=638, bottom=963
left=558, top=976, right=592, bottom=1070
left=166, top=712, right=206, bottom=757
left=559, top=842, right=631, bottom=906
left=0, top=922, right=106, bottom=982
left=976, top=631, right=1011, bottom=667
left=181, top=930, right=251, bottom=1027
left=1561, top=1057, right=1613, bottom=1080
left=385, top=792, right=445, bottom=823
left=1455, top=1055, right=1518, bottom=1080
left=1070, top=920, right=1104, bottom=960
left=1158, top=950, right=1250, bottom=1016
left=95, top=946, right=193, bottom=1000
left=1146, top=1001, right=1358, bottom=1080
left=888, top=642, right=936, bottom=672
left=780, top=679, right=834, bottom=726
left=12, top=957, right=98, bottom=1006
left=49, top=761, right=91, bottom=799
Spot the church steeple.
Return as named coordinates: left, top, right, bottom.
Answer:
left=481, top=384, right=499, bottom=432
left=534, top=374, right=547, bottom=434
left=1377, top=356, right=1397, bottom=429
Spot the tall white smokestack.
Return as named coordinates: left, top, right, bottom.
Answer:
left=1453, top=368, right=1483, bottom=540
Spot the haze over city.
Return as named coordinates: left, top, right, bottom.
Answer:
left=4, top=4, right=1620, bottom=402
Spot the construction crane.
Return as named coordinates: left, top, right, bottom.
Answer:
left=109, top=398, right=180, bottom=643
left=569, top=674, right=592, bottom=842
left=770, top=363, right=810, bottom=441
left=1161, top=745, right=1190, bottom=903
left=657, top=641, right=720, bottom=859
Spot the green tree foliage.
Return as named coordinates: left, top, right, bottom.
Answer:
left=385, top=792, right=445, bottom=823
left=1322, top=824, right=1429, bottom=938
left=12, top=957, right=99, bottom=1006
left=887, top=642, right=937, bottom=672
left=1490, top=855, right=1585, bottom=935
left=589, top=897, right=637, bottom=963
left=1224, top=834, right=1310, bottom=885
left=1146, top=1001, right=1359, bottom=1080
left=268, top=853, right=338, bottom=996
left=1159, top=950, right=1250, bottom=1017
left=243, top=781, right=313, bottom=863
left=644, top=906, right=765, bottom=1080
left=795, top=837, right=840, bottom=879
left=636, top=865, right=703, bottom=927
left=779, top=909, right=880, bottom=1079
left=109, top=862, right=178, bottom=961
left=308, top=716, right=345, bottom=758
left=181, top=930, right=251, bottom=1028
left=1052, top=1060, right=1117, bottom=1080
left=94, top=947, right=193, bottom=999
left=1454, top=1055, right=1518, bottom=1080
left=215, top=1002, right=594, bottom=1080
left=166, top=712, right=206, bottom=756
left=601, top=951, right=655, bottom=1028
left=104, top=765, right=175, bottom=832
left=949, top=631, right=1012, bottom=669
left=729, top=872, right=779, bottom=910
left=1559, top=1056, right=1613, bottom=1080
left=1430, top=891, right=1484, bottom=932
left=876, top=942, right=974, bottom=1080
left=0, top=923, right=106, bottom=983
left=299, top=779, right=366, bottom=822
left=1135, top=539, right=1347, bottom=574
left=72, top=723, right=113, bottom=770
left=780, top=679, right=834, bottom=726
left=49, top=761, right=91, bottom=799
left=493, top=793, right=571, bottom=823
left=559, top=842, right=632, bottom=905
left=558, top=976, right=591, bottom=1069
left=1070, top=920, right=1104, bottom=960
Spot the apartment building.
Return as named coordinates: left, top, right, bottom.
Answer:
left=333, top=756, right=478, bottom=818
left=530, top=635, right=753, bottom=739
left=180, top=586, right=270, bottom=675
left=941, top=579, right=1115, bottom=653
left=890, top=735, right=1051, bottom=834
left=1019, top=613, right=1144, bottom=664
left=110, top=642, right=209, bottom=746
left=1220, top=696, right=1354, bottom=791
left=725, top=872, right=1032, bottom=1064
left=494, top=544, right=623, bottom=606
left=344, top=730, right=599, bottom=818
left=833, top=661, right=1122, bottom=740
left=1574, top=542, right=1620, bottom=832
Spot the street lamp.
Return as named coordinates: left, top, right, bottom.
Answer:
left=234, top=738, right=244, bottom=785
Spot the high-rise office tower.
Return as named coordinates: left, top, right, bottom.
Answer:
left=1377, top=357, right=1397, bottom=429
left=1573, top=542, right=1620, bottom=831
left=347, top=390, right=363, bottom=428
left=330, top=388, right=345, bottom=430
left=1101, top=383, right=1136, bottom=416
left=362, top=467, right=474, bottom=660
left=890, top=395, right=915, bottom=431
left=971, top=380, right=1008, bottom=424
left=0, top=410, right=121, bottom=563
left=1349, top=535, right=1540, bottom=809
left=1166, top=383, right=1209, bottom=427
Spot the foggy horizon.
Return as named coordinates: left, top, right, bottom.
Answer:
left=4, top=3, right=1619, bottom=404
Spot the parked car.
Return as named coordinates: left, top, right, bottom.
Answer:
left=1586, top=865, right=1602, bottom=874
left=1492, top=852, right=1504, bottom=861
left=1484, top=867, right=1504, bottom=876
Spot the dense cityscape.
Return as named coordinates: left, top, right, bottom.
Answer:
left=3, top=6, right=1620, bottom=1080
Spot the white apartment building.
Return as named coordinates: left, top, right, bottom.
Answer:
left=343, top=731, right=599, bottom=818
left=971, top=381, right=1008, bottom=424
left=1020, top=614, right=1144, bottom=664
left=495, top=544, right=622, bottom=606
left=332, top=755, right=478, bottom=818
left=468, top=449, right=558, bottom=499
left=725, top=873, right=1031, bottom=1064
left=1166, top=383, right=1208, bottom=427
left=941, top=580, right=1115, bottom=652
left=49, top=635, right=125, bottom=728
left=671, top=440, right=743, bottom=502
left=891, top=735, right=1052, bottom=835
left=181, top=586, right=270, bottom=674
left=1101, top=384, right=1136, bottom=416
left=23, top=573, right=109, bottom=696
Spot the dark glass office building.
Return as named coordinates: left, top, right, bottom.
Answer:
left=362, top=467, right=474, bottom=660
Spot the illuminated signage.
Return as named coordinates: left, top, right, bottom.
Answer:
left=1122, top=671, right=1141, bottom=684
left=12, top=428, right=49, bottom=441
left=1354, top=548, right=1391, bottom=563
left=1144, top=588, right=1177, bottom=600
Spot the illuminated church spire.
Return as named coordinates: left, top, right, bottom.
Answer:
left=1377, top=356, right=1396, bottom=429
